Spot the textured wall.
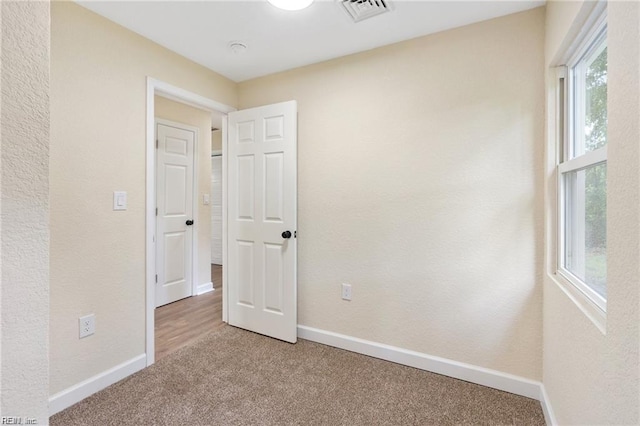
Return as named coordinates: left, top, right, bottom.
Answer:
left=1, top=0, right=3, bottom=411
left=544, top=0, right=582, bottom=67
left=0, top=0, right=3, bottom=410
left=155, top=95, right=213, bottom=289
left=0, top=0, right=50, bottom=422
left=50, top=2, right=237, bottom=395
left=543, top=1, right=640, bottom=423
left=606, top=4, right=640, bottom=421
left=239, top=9, right=545, bottom=380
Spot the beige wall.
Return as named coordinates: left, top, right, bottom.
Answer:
left=0, top=0, right=50, bottom=421
left=155, top=95, right=213, bottom=289
left=544, top=0, right=582, bottom=67
left=45, top=2, right=640, bottom=421
left=50, top=2, right=237, bottom=395
left=212, top=130, right=222, bottom=152
left=543, top=1, right=640, bottom=424
left=239, top=8, right=545, bottom=380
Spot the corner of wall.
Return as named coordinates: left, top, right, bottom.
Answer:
left=542, top=0, right=640, bottom=424
left=539, top=384, right=558, bottom=426
left=0, top=0, right=50, bottom=421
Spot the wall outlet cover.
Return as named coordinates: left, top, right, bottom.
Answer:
left=79, top=314, right=95, bottom=339
left=342, top=283, right=352, bottom=301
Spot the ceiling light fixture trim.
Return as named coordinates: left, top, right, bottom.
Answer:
left=228, top=41, right=248, bottom=54
left=267, top=0, right=314, bottom=11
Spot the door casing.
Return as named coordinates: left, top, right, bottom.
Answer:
left=145, top=77, right=236, bottom=366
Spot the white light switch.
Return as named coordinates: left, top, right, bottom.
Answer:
left=113, top=191, right=127, bottom=210
left=203, top=194, right=210, bottom=205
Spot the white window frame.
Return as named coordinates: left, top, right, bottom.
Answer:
left=555, top=9, right=608, bottom=314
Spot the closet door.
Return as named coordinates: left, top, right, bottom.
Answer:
left=211, top=155, right=223, bottom=265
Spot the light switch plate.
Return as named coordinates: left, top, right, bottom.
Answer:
left=203, top=194, right=210, bottom=205
left=113, top=191, right=127, bottom=211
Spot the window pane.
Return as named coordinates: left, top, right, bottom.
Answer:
left=573, top=39, right=607, bottom=157
left=564, top=163, right=607, bottom=298
left=585, top=44, right=607, bottom=152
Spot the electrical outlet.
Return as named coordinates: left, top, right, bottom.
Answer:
left=341, top=283, right=352, bottom=301
left=79, top=314, right=95, bottom=339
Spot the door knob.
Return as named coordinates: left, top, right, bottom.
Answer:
left=281, top=230, right=292, bottom=239
left=186, top=220, right=194, bottom=226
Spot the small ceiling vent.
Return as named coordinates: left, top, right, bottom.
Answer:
left=340, top=0, right=392, bottom=23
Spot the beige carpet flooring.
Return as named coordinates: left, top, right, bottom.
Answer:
left=51, top=326, right=545, bottom=425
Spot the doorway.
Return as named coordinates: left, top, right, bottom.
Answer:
left=146, top=78, right=236, bottom=366
left=154, top=267, right=224, bottom=361
left=146, top=79, right=299, bottom=367
left=153, top=102, right=226, bottom=360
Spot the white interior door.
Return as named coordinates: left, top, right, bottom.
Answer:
left=211, top=155, right=223, bottom=265
left=228, top=101, right=297, bottom=343
left=156, top=121, right=195, bottom=307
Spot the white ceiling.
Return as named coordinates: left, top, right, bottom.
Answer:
left=78, top=0, right=544, bottom=82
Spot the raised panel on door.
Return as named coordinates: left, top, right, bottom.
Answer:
left=264, top=152, right=284, bottom=223
left=264, top=115, right=284, bottom=141
left=228, top=101, right=297, bottom=343
left=164, top=164, right=188, bottom=215
left=263, top=242, right=284, bottom=313
left=236, top=240, right=255, bottom=307
left=165, top=136, right=188, bottom=156
left=238, top=121, right=255, bottom=143
left=237, top=155, right=255, bottom=221
left=164, top=232, right=186, bottom=284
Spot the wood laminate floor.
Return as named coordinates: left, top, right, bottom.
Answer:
left=155, top=264, right=223, bottom=361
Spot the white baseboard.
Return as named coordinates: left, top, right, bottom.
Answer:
left=196, top=282, right=214, bottom=295
left=539, top=384, right=557, bottom=425
left=49, top=354, right=146, bottom=416
left=297, top=325, right=542, bottom=401
left=48, top=328, right=551, bottom=423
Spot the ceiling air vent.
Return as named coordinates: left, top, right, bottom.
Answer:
left=340, top=0, right=392, bottom=23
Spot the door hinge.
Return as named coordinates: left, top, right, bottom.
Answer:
left=156, top=207, right=158, bottom=216
left=155, top=274, right=158, bottom=283
left=156, top=139, right=159, bottom=149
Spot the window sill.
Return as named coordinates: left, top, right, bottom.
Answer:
left=546, top=270, right=606, bottom=335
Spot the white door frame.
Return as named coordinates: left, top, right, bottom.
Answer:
left=145, top=77, right=235, bottom=366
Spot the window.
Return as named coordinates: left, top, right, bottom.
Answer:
left=558, top=21, right=608, bottom=311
